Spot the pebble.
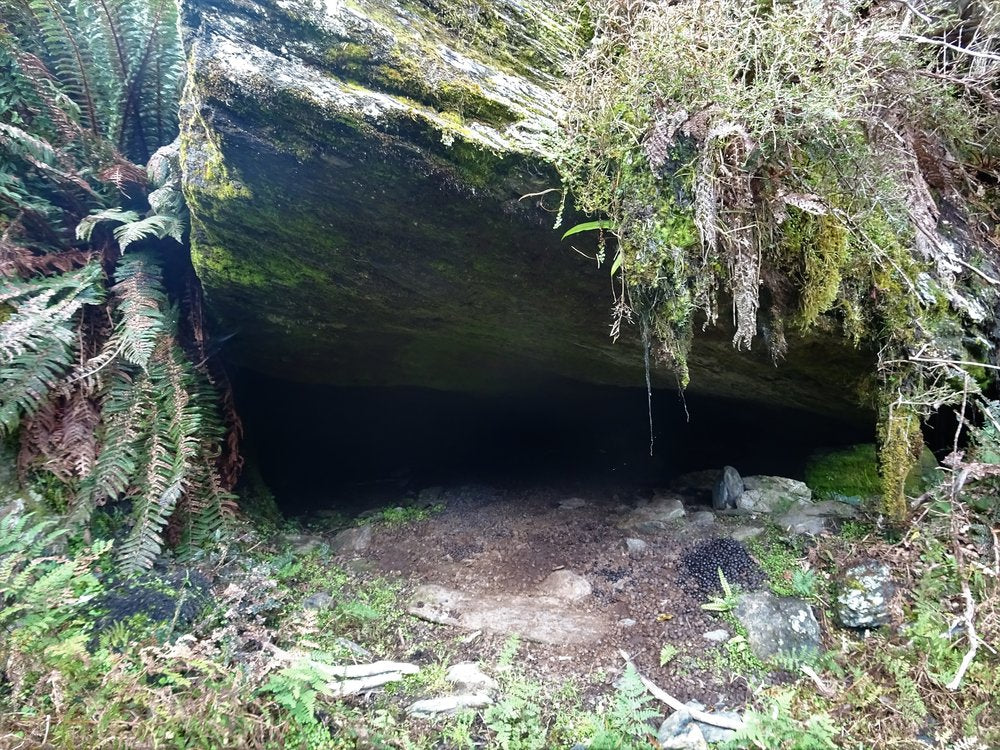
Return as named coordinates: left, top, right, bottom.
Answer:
left=625, top=538, right=648, bottom=557
left=702, top=629, right=730, bottom=643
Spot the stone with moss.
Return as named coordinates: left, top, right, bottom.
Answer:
left=177, top=0, right=879, bottom=420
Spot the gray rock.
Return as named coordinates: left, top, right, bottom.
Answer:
left=331, top=525, right=373, bottom=554
left=737, top=475, right=812, bottom=513
left=657, top=704, right=709, bottom=750
left=618, top=618, right=637, bottom=628
left=690, top=511, right=716, bottom=526
left=658, top=701, right=741, bottom=747
left=730, top=526, right=765, bottom=542
left=777, top=499, right=857, bottom=536
left=559, top=497, right=590, bottom=510
left=712, top=466, right=743, bottom=510
left=620, top=495, right=686, bottom=532
left=446, top=662, right=497, bottom=692
left=698, top=714, right=741, bottom=744
left=536, top=570, right=592, bottom=601
left=625, top=538, right=648, bottom=557
left=702, top=629, right=730, bottom=643
left=733, top=591, right=822, bottom=662
left=407, top=693, right=492, bottom=717
left=836, top=560, right=894, bottom=628
left=303, top=592, right=334, bottom=610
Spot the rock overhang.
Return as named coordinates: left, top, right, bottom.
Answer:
left=178, top=0, right=876, bottom=422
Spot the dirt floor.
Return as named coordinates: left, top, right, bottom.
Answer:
left=315, top=482, right=770, bottom=711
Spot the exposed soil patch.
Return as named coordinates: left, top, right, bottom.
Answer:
left=320, top=483, right=771, bottom=710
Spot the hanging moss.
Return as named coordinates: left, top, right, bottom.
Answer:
left=878, top=402, right=923, bottom=529
left=787, top=212, right=850, bottom=329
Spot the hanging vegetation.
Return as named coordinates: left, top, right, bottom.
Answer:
left=1, top=0, right=240, bottom=572
left=558, top=0, right=1000, bottom=526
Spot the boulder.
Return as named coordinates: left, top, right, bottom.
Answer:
left=776, top=499, right=857, bottom=536
left=737, top=476, right=812, bottom=513
left=619, top=495, right=686, bottom=533
left=712, top=466, right=743, bottom=510
left=176, top=0, right=875, bottom=416
left=331, top=525, right=374, bottom=554
left=733, top=591, right=822, bottom=662
left=836, top=560, right=894, bottom=628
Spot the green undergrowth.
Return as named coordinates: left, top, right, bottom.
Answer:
left=3, top=483, right=998, bottom=748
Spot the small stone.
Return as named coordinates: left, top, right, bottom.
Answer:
left=407, top=693, right=492, bottom=717
left=303, top=592, right=334, bottom=610
left=712, top=466, right=743, bottom=510
left=836, top=560, right=894, bottom=628
left=559, top=497, right=589, bottom=510
left=618, top=618, right=637, bottom=628
left=733, top=591, right=822, bottom=662
left=331, top=525, right=373, bottom=554
left=537, top=570, right=592, bottom=601
left=702, top=629, right=730, bottom=643
left=446, top=662, right=496, bottom=692
left=625, top=538, right=648, bottom=557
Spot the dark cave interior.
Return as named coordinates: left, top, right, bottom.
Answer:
left=234, top=371, right=877, bottom=516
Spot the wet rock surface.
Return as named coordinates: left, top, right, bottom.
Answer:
left=733, top=591, right=822, bottom=662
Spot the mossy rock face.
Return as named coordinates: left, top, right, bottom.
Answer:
left=806, top=443, right=941, bottom=501
left=177, top=0, right=874, bottom=419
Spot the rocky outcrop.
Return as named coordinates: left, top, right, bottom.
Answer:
left=177, top=0, right=873, bottom=417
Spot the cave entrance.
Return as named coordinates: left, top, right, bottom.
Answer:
left=233, top=371, right=874, bottom=517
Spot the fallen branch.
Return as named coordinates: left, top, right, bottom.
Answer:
left=618, top=650, right=744, bottom=731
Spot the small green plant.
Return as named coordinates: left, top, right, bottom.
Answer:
left=261, top=659, right=337, bottom=748
left=701, top=569, right=739, bottom=612
left=483, top=677, right=547, bottom=750
left=588, top=664, right=659, bottom=749
left=725, top=691, right=839, bottom=750
left=659, top=644, right=678, bottom=667
left=361, top=503, right=444, bottom=527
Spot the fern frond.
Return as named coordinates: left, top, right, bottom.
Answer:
left=25, top=0, right=100, bottom=135
left=0, top=264, right=104, bottom=435
left=114, top=213, right=183, bottom=248
left=75, top=208, right=139, bottom=243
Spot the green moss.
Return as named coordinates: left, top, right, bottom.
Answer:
left=878, top=403, right=923, bottom=528
left=783, top=211, right=850, bottom=329
left=805, top=444, right=881, bottom=500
